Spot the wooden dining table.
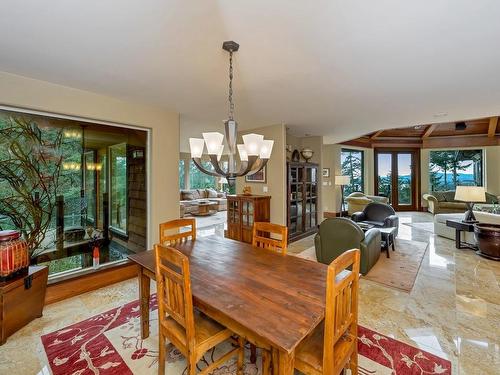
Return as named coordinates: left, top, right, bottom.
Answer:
left=128, top=235, right=327, bottom=375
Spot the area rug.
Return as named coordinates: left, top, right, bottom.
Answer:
left=295, top=238, right=428, bottom=293
left=403, top=222, right=435, bottom=234
left=41, top=297, right=451, bottom=375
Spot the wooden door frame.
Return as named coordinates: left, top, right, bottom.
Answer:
left=374, top=148, right=420, bottom=211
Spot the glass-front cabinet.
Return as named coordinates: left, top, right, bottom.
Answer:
left=287, top=162, right=319, bottom=241
left=225, top=195, right=270, bottom=244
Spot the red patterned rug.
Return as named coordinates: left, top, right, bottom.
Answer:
left=41, top=297, right=451, bottom=374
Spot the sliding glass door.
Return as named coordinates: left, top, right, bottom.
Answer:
left=375, top=149, right=418, bottom=211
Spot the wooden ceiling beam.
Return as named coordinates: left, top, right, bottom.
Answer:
left=422, top=124, right=438, bottom=138
left=488, top=116, right=498, bottom=137
left=370, top=130, right=384, bottom=139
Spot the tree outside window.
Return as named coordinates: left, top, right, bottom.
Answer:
left=341, top=148, right=364, bottom=200
left=429, top=150, right=483, bottom=191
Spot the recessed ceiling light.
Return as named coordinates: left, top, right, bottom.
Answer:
left=414, top=125, right=423, bottom=130
left=433, top=112, right=448, bottom=118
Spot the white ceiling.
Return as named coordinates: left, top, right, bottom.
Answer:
left=1, top=1, right=500, bottom=150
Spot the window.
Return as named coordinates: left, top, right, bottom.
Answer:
left=110, top=143, right=127, bottom=233
left=189, top=160, right=217, bottom=189
left=83, top=151, right=97, bottom=224
left=429, top=150, right=483, bottom=191
left=341, top=148, right=364, bottom=198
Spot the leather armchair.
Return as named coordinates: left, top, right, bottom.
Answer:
left=352, top=202, right=399, bottom=237
left=314, top=218, right=381, bottom=275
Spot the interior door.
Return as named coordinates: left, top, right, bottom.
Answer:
left=375, top=149, right=418, bottom=211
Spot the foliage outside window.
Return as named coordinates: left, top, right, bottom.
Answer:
left=189, top=160, right=217, bottom=189
left=110, top=143, right=127, bottom=233
left=341, top=148, right=364, bottom=199
left=429, top=150, right=483, bottom=191
left=179, top=159, right=185, bottom=189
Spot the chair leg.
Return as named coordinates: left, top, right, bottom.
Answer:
left=237, top=336, right=245, bottom=375
left=262, top=349, right=271, bottom=375
left=349, top=348, right=358, bottom=375
left=158, top=332, right=166, bottom=375
left=188, top=353, right=197, bottom=375
left=250, top=344, right=257, bottom=364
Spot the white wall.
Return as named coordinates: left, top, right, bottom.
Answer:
left=0, top=71, right=180, bottom=247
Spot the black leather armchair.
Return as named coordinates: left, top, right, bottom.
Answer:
left=351, top=202, right=399, bottom=237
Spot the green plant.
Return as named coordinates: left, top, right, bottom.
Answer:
left=0, top=116, right=64, bottom=257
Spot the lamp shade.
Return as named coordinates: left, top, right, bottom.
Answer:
left=259, top=140, right=274, bottom=159
left=202, top=132, right=224, bottom=155
left=242, top=133, right=264, bottom=156
left=189, top=138, right=205, bottom=158
left=237, top=144, right=248, bottom=161
left=454, top=186, right=486, bottom=203
left=335, top=175, right=351, bottom=186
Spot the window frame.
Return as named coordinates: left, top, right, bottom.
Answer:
left=340, top=148, right=365, bottom=197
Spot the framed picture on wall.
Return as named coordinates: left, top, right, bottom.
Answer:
left=245, top=166, right=267, bottom=183
left=322, top=168, right=330, bottom=178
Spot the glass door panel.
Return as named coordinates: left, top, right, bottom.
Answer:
left=377, top=153, right=392, bottom=204
left=397, top=153, right=412, bottom=206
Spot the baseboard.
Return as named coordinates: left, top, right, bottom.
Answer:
left=45, top=262, right=138, bottom=305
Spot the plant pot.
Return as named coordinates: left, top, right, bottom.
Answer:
left=474, top=223, right=500, bottom=261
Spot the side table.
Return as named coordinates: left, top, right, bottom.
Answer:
left=446, top=220, right=476, bottom=250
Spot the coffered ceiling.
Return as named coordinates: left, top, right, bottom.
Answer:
left=1, top=1, right=500, bottom=148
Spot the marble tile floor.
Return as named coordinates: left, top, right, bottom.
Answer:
left=0, top=212, right=499, bottom=374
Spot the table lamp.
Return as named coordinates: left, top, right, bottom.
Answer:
left=335, top=175, right=351, bottom=216
left=454, top=186, right=486, bottom=223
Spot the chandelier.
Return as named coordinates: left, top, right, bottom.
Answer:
left=189, top=41, right=274, bottom=187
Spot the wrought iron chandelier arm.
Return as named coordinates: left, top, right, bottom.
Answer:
left=191, top=158, right=221, bottom=177
left=234, top=155, right=259, bottom=177
left=208, top=155, right=229, bottom=176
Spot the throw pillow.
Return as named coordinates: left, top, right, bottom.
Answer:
left=207, top=188, right=218, bottom=198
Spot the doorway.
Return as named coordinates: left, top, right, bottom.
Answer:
left=374, top=149, right=419, bottom=211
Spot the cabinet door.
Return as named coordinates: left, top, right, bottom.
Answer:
left=241, top=199, right=254, bottom=228
left=227, top=199, right=240, bottom=224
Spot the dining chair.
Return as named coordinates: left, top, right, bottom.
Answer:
left=159, top=218, right=196, bottom=245
left=155, top=244, right=244, bottom=375
left=294, top=248, right=361, bottom=375
left=252, top=222, right=288, bottom=255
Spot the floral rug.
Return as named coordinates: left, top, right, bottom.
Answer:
left=41, top=297, right=451, bottom=375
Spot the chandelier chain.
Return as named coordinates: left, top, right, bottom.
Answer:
left=228, top=50, right=234, bottom=120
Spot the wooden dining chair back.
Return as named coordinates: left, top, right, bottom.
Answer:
left=155, top=244, right=195, bottom=350
left=323, top=248, right=361, bottom=374
left=155, top=244, right=244, bottom=375
left=159, top=218, right=196, bottom=246
left=252, top=222, right=288, bottom=255
left=294, top=248, right=360, bottom=375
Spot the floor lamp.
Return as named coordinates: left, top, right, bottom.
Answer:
left=335, top=175, right=351, bottom=217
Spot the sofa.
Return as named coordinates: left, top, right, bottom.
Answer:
left=434, top=211, right=500, bottom=244
left=345, top=192, right=389, bottom=216
left=352, top=202, right=399, bottom=238
left=180, top=189, right=227, bottom=217
left=314, top=217, right=381, bottom=275
left=423, top=190, right=499, bottom=215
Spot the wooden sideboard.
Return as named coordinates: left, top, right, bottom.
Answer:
left=225, top=195, right=271, bottom=243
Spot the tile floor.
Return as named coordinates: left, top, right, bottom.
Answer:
left=0, top=212, right=499, bottom=374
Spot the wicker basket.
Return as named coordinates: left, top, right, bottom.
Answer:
left=0, top=230, right=29, bottom=281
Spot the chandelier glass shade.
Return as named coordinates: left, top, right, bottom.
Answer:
left=189, top=41, right=274, bottom=187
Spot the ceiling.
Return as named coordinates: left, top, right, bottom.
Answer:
left=2, top=1, right=500, bottom=150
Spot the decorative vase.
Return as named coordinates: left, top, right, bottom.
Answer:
left=301, top=148, right=314, bottom=162
left=474, top=223, right=500, bottom=260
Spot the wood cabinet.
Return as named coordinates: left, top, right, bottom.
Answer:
left=1, top=266, right=48, bottom=345
left=287, top=162, right=319, bottom=241
left=225, top=195, right=271, bottom=243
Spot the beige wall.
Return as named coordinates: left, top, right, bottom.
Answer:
left=236, top=124, right=286, bottom=225
left=0, top=71, right=180, bottom=247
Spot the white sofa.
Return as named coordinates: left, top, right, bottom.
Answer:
left=434, top=211, right=500, bottom=243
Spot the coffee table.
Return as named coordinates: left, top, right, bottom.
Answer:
left=192, top=202, right=217, bottom=216
left=378, top=227, right=397, bottom=258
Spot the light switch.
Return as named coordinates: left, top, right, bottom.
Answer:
left=263, top=186, right=268, bottom=193
left=322, top=181, right=328, bottom=186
